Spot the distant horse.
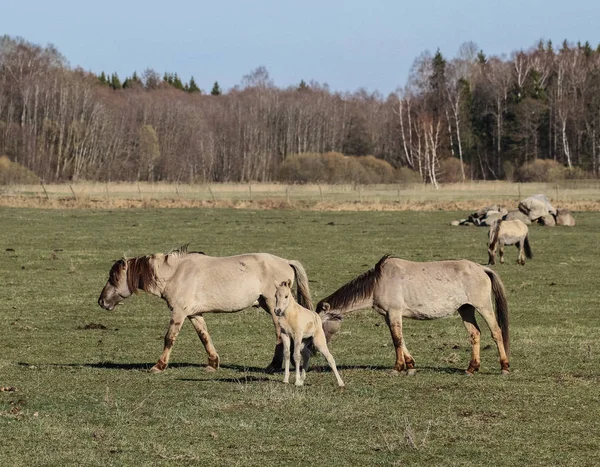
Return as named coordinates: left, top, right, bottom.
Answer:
left=98, top=247, right=313, bottom=373
left=274, top=280, right=344, bottom=388
left=316, top=255, right=510, bottom=376
left=488, top=219, right=533, bottom=266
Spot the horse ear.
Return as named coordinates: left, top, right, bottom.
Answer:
left=286, top=279, right=292, bottom=288
left=274, top=280, right=280, bottom=288
left=280, top=281, right=287, bottom=287
left=322, top=302, right=331, bottom=312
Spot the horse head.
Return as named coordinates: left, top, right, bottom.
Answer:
left=274, top=279, right=293, bottom=316
left=98, top=259, right=133, bottom=310
left=316, top=301, right=343, bottom=342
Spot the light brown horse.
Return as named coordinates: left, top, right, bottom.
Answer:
left=316, top=255, right=510, bottom=376
left=274, top=280, right=344, bottom=388
left=98, top=247, right=313, bottom=373
left=488, top=219, right=533, bottom=266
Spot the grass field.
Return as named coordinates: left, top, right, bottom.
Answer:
left=1, top=207, right=599, bottom=466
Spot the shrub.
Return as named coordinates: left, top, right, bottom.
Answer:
left=502, top=160, right=516, bottom=181
left=395, top=167, right=423, bottom=184
left=518, top=159, right=566, bottom=182
left=0, top=156, right=40, bottom=184
left=437, top=157, right=468, bottom=183
left=277, top=152, right=399, bottom=184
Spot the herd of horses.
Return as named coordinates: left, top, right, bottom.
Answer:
left=98, top=220, right=529, bottom=387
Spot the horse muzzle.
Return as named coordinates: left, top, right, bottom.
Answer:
left=98, top=297, right=115, bottom=311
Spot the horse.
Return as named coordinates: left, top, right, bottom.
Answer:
left=316, top=255, right=510, bottom=376
left=97, top=246, right=313, bottom=373
left=488, top=219, right=533, bottom=266
left=274, top=280, right=344, bottom=388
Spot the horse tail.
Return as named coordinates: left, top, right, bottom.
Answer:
left=488, top=219, right=502, bottom=250
left=524, top=234, right=533, bottom=259
left=289, top=260, right=314, bottom=310
left=482, top=266, right=510, bottom=356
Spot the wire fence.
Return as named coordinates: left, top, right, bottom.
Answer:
left=1, top=180, right=600, bottom=208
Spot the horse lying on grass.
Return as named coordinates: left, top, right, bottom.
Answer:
left=316, top=255, right=510, bottom=376
left=274, top=280, right=344, bottom=388
left=488, top=218, right=533, bottom=266
left=98, top=246, right=313, bottom=373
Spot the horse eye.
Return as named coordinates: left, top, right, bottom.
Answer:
left=285, top=295, right=289, bottom=299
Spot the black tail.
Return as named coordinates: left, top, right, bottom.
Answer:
left=482, top=267, right=510, bottom=356
left=524, top=235, right=533, bottom=259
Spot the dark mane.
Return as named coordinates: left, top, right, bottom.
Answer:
left=317, top=254, right=391, bottom=313
left=126, top=256, right=157, bottom=294
left=108, top=259, right=126, bottom=286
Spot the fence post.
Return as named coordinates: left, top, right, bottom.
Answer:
left=137, top=184, right=143, bottom=200
left=105, top=182, right=110, bottom=201
left=318, top=184, right=324, bottom=202
left=397, top=184, right=401, bottom=202
left=249, top=183, right=252, bottom=200
left=358, top=185, right=363, bottom=203
left=208, top=185, right=215, bottom=202
left=555, top=183, right=559, bottom=203
left=286, top=186, right=290, bottom=204
left=69, top=184, right=77, bottom=201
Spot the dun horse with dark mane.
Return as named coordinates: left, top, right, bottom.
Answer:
left=316, top=255, right=510, bottom=376
left=488, top=218, right=533, bottom=266
left=98, top=247, right=312, bottom=373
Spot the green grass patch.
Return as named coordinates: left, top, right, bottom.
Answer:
left=1, top=208, right=598, bottom=466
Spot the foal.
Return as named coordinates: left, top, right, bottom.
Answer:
left=274, top=280, right=345, bottom=387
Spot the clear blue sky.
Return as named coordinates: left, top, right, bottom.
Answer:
left=2, top=0, right=599, bottom=95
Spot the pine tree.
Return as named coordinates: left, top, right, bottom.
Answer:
left=110, top=72, right=122, bottom=90
left=187, top=76, right=201, bottom=93
left=477, top=50, right=487, bottom=65
left=211, top=81, right=222, bottom=96
left=98, top=71, right=108, bottom=85
left=297, top=79, right=309, bottom=91
left=172, top=73, right=184, bottom=90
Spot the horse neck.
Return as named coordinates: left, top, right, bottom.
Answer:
left=332, top=296, right=374, bottom=317
left=145, top=254, right=179, bottom=296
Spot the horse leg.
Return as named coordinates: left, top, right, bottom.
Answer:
left=458, top=305, right=481, bottom=375
left=402, top=343, right=417, bottom=376
left=293, top=333, right=304, bottom=386
left=188, top=315, right=220, bottom=371
left=281, top=333, right=291, bottom=384
left=499, top=241, right=505, bottom=264
left=477, top=305, right=510, bottom=375
left=517, top=240, right=525, bottom=265
left=487, top=244, right=496, bottom=265
left=385, top=313, right=407, bottom=374
left=151, top=313, right=185, bottom=373
left=260, top=296, right=285, bottom=373
left=312, top=329, right=345, bottom=387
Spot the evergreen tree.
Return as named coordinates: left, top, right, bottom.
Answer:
left=98, top=71, right=108, bottom=85
left=110, top=72, right=122, bottom=90
left=297, top=79, right=309, bottom=91
left=172, top=73, right=184, bottom=90
left=187, top=76, right=201, bottom=93
left=429, top=49, right=447, bottom=117
left=477, top=50, right=487, bottom=65
left=210, top=81, right=222, bottom=96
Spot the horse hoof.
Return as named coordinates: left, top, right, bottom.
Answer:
left=501, top=369, right=510, bottom=376
left=294, top=382, right=304, bottom=387
left=204, top=365, right=217, bottom=373
left=150, top=366, right=165, bottom=374
left=337, top=385, right=346, bottom=391
left=406, top=369, right=417, bottom=376
left=464, top=370, right=474, bottom=376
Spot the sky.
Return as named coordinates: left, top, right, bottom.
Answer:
left=2, top=0, right=599, bottom=95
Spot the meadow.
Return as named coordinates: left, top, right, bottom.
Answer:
left=1, top=205, right=599, bottom=466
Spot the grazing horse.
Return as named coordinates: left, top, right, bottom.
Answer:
left=488, top=219, right=533, bottom=266
left=316, top=255, right=510, bottom=376
left=98, top=247, right=313, bottom=373
left=274, top=280, right=344, bottom=388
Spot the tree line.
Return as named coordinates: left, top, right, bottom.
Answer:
left=0, top=35, right=599, bottom=184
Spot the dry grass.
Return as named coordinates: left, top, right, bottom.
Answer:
left=1, top=180, right=600, bottom=211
